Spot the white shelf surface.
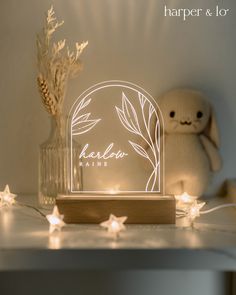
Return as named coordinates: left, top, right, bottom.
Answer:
left=0, top=195, right=236, bottom=271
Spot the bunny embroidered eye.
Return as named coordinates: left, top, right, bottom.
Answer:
left=169, top=111, right=175, bottom=118
left=197, top=111, right=203, bottom=118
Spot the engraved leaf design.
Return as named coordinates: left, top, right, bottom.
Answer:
left=72, top=119, right=101, bottom=135
left=138, top=92, right=146, bottom=108
left=148, top=103, right=155, bottom=130
left=122, top=92, right=141, bottom=133
left=115, top=107, right=137, bottom=134
left=128, top=141, right=149, bottom=159
left=72, top=97, right=91, bottom=121
left=72, top=97, right=101, bottom=135
left=72, top=113, right=90, bottom=125
left=116, top=91, right=160, bottom=192
left=149, top=104, right=155, bottom=118
left=145, top=166, right=159, bottom=191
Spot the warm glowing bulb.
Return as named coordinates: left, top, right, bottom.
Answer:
left=47, top=215, right=61, bottom=225
left=3, top=195, right=13, bottom=203
left=0, top=185, right=16, bottom=207
left=108, top=189, right=118, bottom=194
left=176, top=192, right=195, bottom=204
left=100, top=214, right=127, bottom=238
left=175, top=192, right=197, bottom=211
left=187, top=201, right=206, bottom=221
left=107, top=185, right=120, bottom=195
left=46, top=206, right=65, bottom=234
left=189, top=206, right=199, bottom=219
left=111, top=220, right=120, bottom=232
left=181, top=192, right=192, bottom=203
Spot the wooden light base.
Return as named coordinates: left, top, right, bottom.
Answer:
left=56, top=194, right=176, bottom=224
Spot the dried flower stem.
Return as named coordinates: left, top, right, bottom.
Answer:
left=36, top=5, right=88, bottom=116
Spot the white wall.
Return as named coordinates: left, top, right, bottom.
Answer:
left=0, top=1, right=234, bottom=294
left=0, top=0, right=235, bottom=195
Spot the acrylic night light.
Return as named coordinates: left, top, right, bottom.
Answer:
left=56, top=81, right=175, bottom=224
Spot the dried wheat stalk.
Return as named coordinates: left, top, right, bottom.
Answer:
left=36, top=5, right=88, bottom=116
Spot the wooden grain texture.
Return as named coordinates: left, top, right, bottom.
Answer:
left=56, top=196, right=176, bottom=224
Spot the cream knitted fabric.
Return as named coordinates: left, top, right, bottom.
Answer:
left=158, top=89, right=222, bottom=196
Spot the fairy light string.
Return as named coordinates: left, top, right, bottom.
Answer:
left=175, top=192, right=236, bottom=225
left=201, top=203, right=236, bottom=214
left=16, top=202, right=47, bottom=218
left=1, top=186, right=236, bottom=236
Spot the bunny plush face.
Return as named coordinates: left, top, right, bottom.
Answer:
left=159, top=89, right=211, bottom=134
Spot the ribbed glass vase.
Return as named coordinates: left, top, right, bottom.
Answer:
left=38, top=115, right=82, bottom=207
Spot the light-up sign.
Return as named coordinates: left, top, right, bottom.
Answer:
left=68, top=81, right=164, bottom=193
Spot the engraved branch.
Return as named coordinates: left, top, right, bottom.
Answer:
left=116, top=92, right=160, bottom=191
left=72, top=97, right=101, bottom=135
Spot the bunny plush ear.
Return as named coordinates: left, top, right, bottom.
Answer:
left=204, top=107, right=220, bottom=148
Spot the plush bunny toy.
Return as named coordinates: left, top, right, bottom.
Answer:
left=158, top=89, right=222, bottom=196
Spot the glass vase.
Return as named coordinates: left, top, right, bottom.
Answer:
left=38, top=115, right=82, bottom=207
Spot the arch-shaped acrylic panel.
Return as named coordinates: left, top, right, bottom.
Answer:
left=68, top=81, right=164, bottom=194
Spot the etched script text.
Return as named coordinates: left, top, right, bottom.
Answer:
left=79, top=143, right=128, bottom=160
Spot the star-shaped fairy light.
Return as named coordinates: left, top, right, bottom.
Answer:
left=46, top=206, right=65, bottom=234
left=186, top=200, right=206, bottom=221
left=175, top=192, right=196, bottom=210
left=176, top=192, right=193, bottom=204
left=100, top=214, right=127, bottom=238
left=0, top=185, right=17, bottom=208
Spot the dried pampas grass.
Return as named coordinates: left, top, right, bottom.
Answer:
left=36, top=5, right=88, bottom=116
